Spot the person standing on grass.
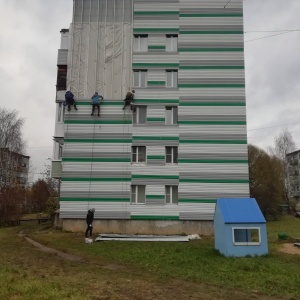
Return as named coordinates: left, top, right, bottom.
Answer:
left=85, top=208, right=95, bottom=239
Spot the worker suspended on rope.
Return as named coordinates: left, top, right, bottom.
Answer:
left=64, top=90, right=78, bottom=111
left=91, top=92, right=103, bottom=117
left=122, top=89, right=136, bottom=113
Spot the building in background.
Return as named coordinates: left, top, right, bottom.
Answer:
left=51, top=0, right=249, bottom=234
left=0, top=148, right=30, bottom=189
left=286, top=150, right=300, bottom=210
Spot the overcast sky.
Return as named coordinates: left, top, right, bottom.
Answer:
left=0, top=0, right=299, bottom=183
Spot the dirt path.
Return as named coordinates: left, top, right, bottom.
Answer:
left=18, top=231, right=126, bottom=271
left=278, top=243, right=300, bottom=255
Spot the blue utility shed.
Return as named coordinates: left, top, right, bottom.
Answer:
left=214, top=198, right=268, bottom=257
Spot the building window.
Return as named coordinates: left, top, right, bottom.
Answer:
left=166, top=70, right=178, bottom=88
left=165, top=185, right=178, bottom=204
left=165, top=106, right=178, bottom=125
left=131, top=185, right=146, bottom=204
left=166, top=146, right=178, bottom=164
left=132, top=146, right=146, bottom=163
left=57, top=102, right=65, bottom=122
left=133, top=70, right=147, bottom=87
left=58, top=144, right=63, bottom=159
left=56, top=65, right=67, bottom=91
left=166, top=34, right=178, bottom=52
left=133, top=106, right=147, bottom=124
left=134, top=34, right=148, bottom=51
left=232, top=227, right=261, bottom=246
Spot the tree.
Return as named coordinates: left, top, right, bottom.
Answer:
left=41, top=162, right=60, bottom=218
left=25, top=162, right=59, bottom=217
left=269, top=129, right=297, bottom=212
left=0, top=188, right=25, bottom=225
left=29, top=179, right=51, bottom=213
left=0, top=107, right=26, bottom=189
left=248, top=144, right=286, bottom=219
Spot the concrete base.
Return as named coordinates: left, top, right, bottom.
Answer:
left=59, top=218, right=213, bottom=236
left=54, top=212, right=63, bottom=228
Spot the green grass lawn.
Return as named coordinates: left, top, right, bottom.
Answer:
left=0, top=216, right=299, bottom=299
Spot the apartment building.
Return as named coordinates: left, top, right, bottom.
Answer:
left=51, top=0, right=249, bottom=234
left=286, top=150, right=300, bottom=209
left=0, top=148, right=30, bottom=189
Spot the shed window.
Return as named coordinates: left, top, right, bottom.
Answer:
left=232, top=227, right=261, bottom=246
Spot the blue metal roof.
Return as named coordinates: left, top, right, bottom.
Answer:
left=216, top=198, right=266, bottom=224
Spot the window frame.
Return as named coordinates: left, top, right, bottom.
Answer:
left=165, top=106, right=178, bottom=125
left=232, top=227, right=261, bottom=246
left=166, top=34, right=178, bottom=52
left=131, top=185, right=146, bottom=204
left=133, top=69, right=147, bottom=88
left=133, top=106, right=147, bottom=124
left=166, top=70, right=178, bottom=88
left=132, top=146, right=146, bottom=164
left=165, top=146, right=178, bottom=164
left=165, top=185, right=178, bottom=204
left=134, top=34, right=148, bottom=52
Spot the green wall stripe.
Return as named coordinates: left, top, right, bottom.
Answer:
left=133, top=136, right=178, bottom=141
left=179, top=179, right=249, bottom=183
left=131, top=215, right=179, bottom=220
left=60, top=197, right=130, bottom=202
left=147, top=155, right=165, bottom=160
left=62, top=158, right=130, bottom=163
left=179, top=140, right=247, bottom=144
left=134, top=11, right=179, bottom=15
left=147, top=117, right=165, bottom=122
left=179, top=102, right=245, bottom=106
left=148, top=45, right=166, bottom=50
left=133, top=28, right=179, bottom=33
left=179, top=13, right=242, bottom=17
left=64, top=139, right=132, bottom=143
left=178, top=48, right=243, bottom=52
left=178, top=84, right=245, bottom=88
left=178, top=121, right=246, bottom=125
left=179, top=31, right=243, bottom=34
left=64, top=120, right=132, bottom=124
left=178, top=159, right=248, bottom=164
left=147, top=81, right=166, bottom=86
left=135, top=99, right=179, bottom=104
left=132, top=175, right=179, bottom=180
left=61, top=178, right=131, bottom=182
left=179, top=199, right=217, bottom=203
left=133, top=63, right=179, bottom=67
left=179, top=66, right=244, bottom=70
left=146, top=195, right=165, bottom=199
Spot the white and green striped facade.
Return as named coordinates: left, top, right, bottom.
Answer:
left=52, top=0, right=249, bottom=234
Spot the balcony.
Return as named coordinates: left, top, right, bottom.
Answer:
left=56, top=90, right=66, bottom=102
left=54, top=122, right=64, bottom=138
left=51, top=160, right=62, bottom=178
left=57, top=49, right=68, bottom=65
